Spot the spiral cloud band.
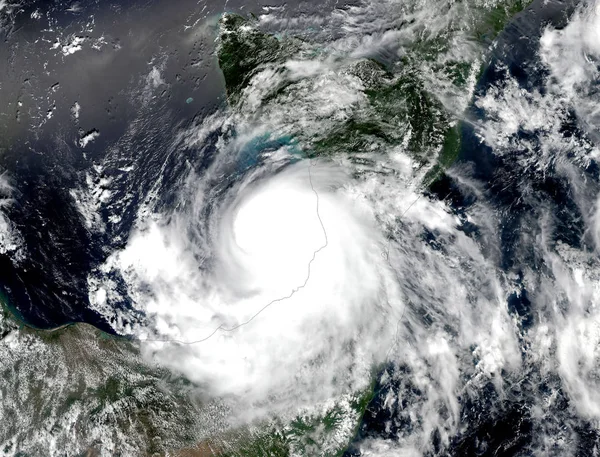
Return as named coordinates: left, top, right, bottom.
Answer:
left=100, top=159, right=402, bottom=405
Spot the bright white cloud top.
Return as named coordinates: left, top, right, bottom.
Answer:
left=94, top=159, right=402, bottom=407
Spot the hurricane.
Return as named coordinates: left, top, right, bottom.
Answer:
left=3, top=0, right=600, bottom=455
left=104, top=158, right=401, bottom=407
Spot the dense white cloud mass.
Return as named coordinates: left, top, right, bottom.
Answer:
left=91, top=135, right=522, bottom=442
left=95, top=159, right=403, bottom=408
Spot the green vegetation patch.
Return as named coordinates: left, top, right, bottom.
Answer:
left=218, top=13, right=289, bottom=100
left=473, top=0, right=532, bottom=42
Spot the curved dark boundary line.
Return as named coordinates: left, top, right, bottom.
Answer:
left=139, top=159, right=329, bottom=345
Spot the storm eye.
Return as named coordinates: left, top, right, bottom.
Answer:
left=229, top=176, right=326, bottom=294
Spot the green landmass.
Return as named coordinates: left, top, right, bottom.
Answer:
left=473, top=0, right=531, bottom=42
left=216, top=1, right=533, bottom=185
left=0, top=303, right=202, bottom=456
